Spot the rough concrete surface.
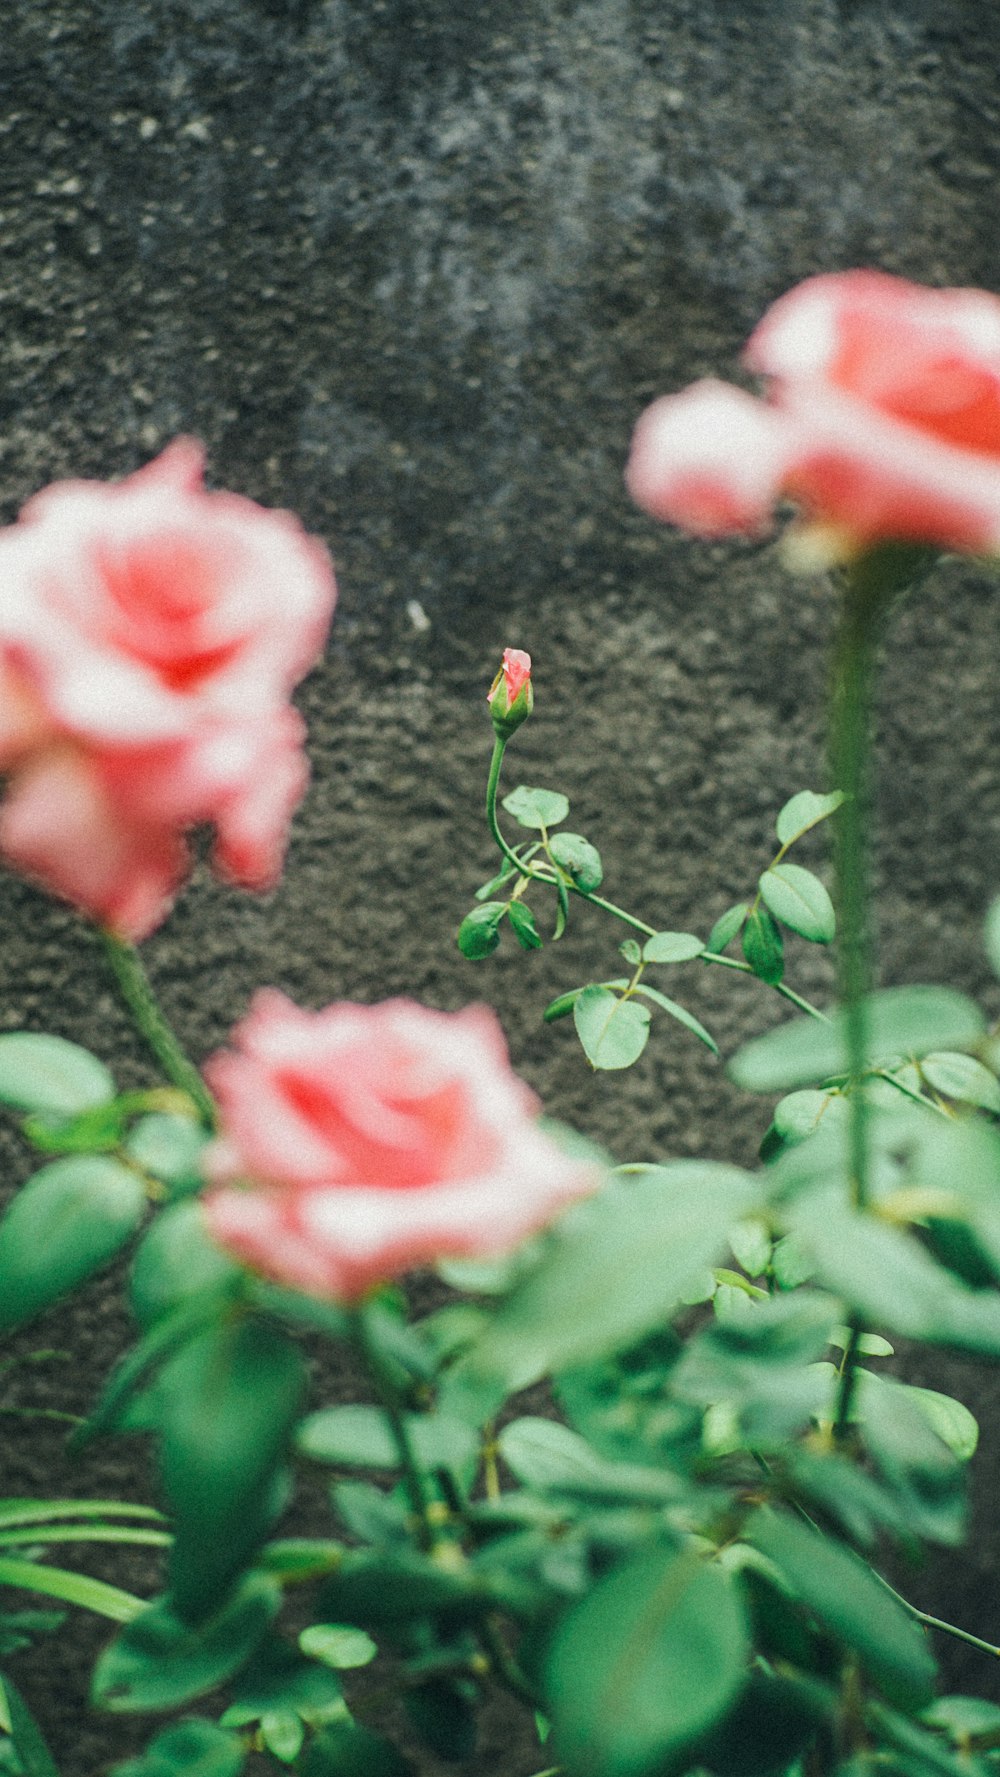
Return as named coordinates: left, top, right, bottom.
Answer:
left=3, top=1, right=1000, bottom=1769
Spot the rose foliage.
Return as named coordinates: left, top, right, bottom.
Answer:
left=4, top=285, right=1000, bottom=1777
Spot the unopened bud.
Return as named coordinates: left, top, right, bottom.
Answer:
left=487, top=648, right=533, bottom=739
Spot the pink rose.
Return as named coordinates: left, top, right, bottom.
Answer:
left=0, top=440, right=335, bottom=938
left=627, top=270, right=1000, bottom=557
left=201, top=990, right=602, bottom=1301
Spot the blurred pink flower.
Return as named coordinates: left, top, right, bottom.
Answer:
left=201, top=989, right=602, bottom=1302
left=627, top=270, right=1000, bottom=558
left=0, top=440, right=335, bottom=936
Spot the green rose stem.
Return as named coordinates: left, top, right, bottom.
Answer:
left=99, top=931, right=217, bottom=1131
left=349, top=1303, right=439, bottom=1556
left=828, top=548, right=916, bottom=1441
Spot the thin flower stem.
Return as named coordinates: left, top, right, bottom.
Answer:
left=99, top=932, right=216, bottom=1130
left=350, top=1306, right=438, bottom=1555
left=875, top=1571, right=1000, bottom=1659
left=479, top=1615, right=544, bottom=1710
left=700, top=951, right=830, bottom=1022
left=485, top=738, right=556, bottom=888
left=829, top=571, right=882, bottom=1441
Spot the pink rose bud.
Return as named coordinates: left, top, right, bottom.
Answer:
left=0, top=440, right=336, bottom=938
left=201, top=990, right=603, bottom=1302
left=487, top=647, right=533, bottom=738
left=627, top=270, right=1000, bottom=560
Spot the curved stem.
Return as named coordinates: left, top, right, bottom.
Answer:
left=99, top=933, right=216, bottom=1130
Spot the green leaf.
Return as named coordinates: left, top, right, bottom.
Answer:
left=299, top=1625, right=377, bottom=1670
left=296, top=1406, right=477, bottom=1475
left=745, top=1508, right=936, bottom=1710
left=299, top=1722, right=414, bottom=1777
left=0, top=1501, right=163, bottom=1530
left=459, top=1162, right=758, bottom=1384
left=742, top=906, right=784, bottom=984
left=773, top=1090, right=846, bottom=1145
left=262, top=1713, right=305, bottom=1764
left=775, top=790, right=845, bottom=847
left=508, top=901, right=544, bottom=951
left=74, top=1291, right=236, bottom=1451
left=867, top=1699, right=985, bottom=1777
left=317, top=1550, right=486, bottom=1628
left=787, top=1192, right=1000, bottom=1354
left=473, top=856, right=519, bottom=901
left=502, top=786, right=570, bottom=830
left=0, top=1557, right=143, bottom=1623
left=549, top=832, right=603, bottom=892
left=920, top=1051, right=1000, bottom=1113
left=985, top=896, right=1000, bottom=979
left=0, top=1156, right=147, bottom=1332
left=92, top=1576, right=280, bottom=1713
left=130, top=1202, right=241, bottom=1329
left=542, top=989, right=583, bottom=1023
left=728, top=1219, right=771, bottom=1277
left=1, top=1676, right=59, bottom=1777
left=110, top=1720, right=246, bottom=1777
left=896, top=1382, right=979, bottom=1463
left=574, top=987, right=650, bottom=1070
left=759, top=864, right=835, bottom=944
left=125, top=1115, right=208, bottom=1195
left=706, top=904, right=748, bottom=955
left=642, top=932, right=704, bottom=964
left=497, top=1417, right=681, bottom=1502
left=922, top=1696, right=1000, bottom=1741
left=0, top=1034, right=115, bottom=1120
left=406, top=1678, right=478, bottom=1763
left=159, top=1318, right=308, bottom=1622
left=545, top=1546, right=749, bottom=1777
left=619, top=939, right=643, bottom=966
left=222, top=1634, right=347, bottom=1724
left=729, top=987, right=987, bottom=1093
left=456, top=904, right=505, bottom=960
left=631, top=986, right=719, bottom=1054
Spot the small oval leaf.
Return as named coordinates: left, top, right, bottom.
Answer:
left=456, top=904, right=505, bottom=960
left=548, top=832, right=603, bottom=892
left=760, top=864, right=835, bottom=944
left=0, top=1034, right=115, bottom=1120
left=0, top=1157, right=146, bottom=1332
left=573, top=986, right=650, bottom=1070
left=775, top=790, right=845, bottom=848
left=91, top=1576, right=280, bottom=1713
left=507, top=901, right=543, bottom=951
left=501, top=785, right=569, bottom=830
left=742, top=906, right=784, bottom=984
left=546, top=1547, right=749, bottom=1777
left=729, top=987, right=987, bottom=1094
left=706, top=903, right=748, bottom=955
left=920, top=1051, right=1000, bottom=1114
left=642, top=931, right=704, bottom=964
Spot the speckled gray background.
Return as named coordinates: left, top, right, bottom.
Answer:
left=4, top=2, right=1000, bottom=1770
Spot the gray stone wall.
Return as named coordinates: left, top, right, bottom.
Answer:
left=4, top=2, right=1000, bottom=1768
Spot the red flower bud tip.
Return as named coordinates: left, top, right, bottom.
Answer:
left=487, top=648, right=533, bottom=738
